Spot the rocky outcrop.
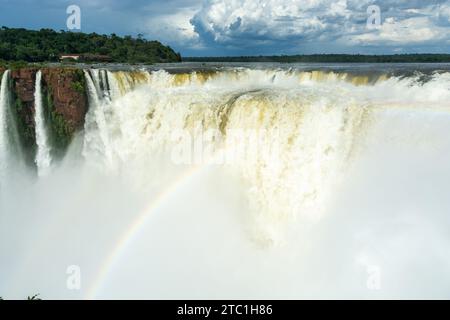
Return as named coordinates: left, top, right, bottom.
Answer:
left=41, top=68, right=87, bottom=136
left=8, top=67, right=88, bottom=160
left=11, top=68, right=37, bottom=107
left=10, top=68, right=38, bottom=150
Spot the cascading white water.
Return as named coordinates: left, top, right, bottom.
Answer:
left=0, top=70, right=25, bottom=194
left=89, top=69, right=117, bottom=102
left=34, top=70, right=52, bottom=177
left=82, top=69, right=152, bottom=170
left=78, top=69, right=450, bottom=241
left=2, top=66, right=450, bottom=299
left=82, top=69, right=120, bottom=169
left=0, top=70, right=11, bottom=186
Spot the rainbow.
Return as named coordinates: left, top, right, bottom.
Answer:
left=86, top=163, right=207, bottom=299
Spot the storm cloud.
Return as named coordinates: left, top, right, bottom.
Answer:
left=0, top=0, right=449, bottom=55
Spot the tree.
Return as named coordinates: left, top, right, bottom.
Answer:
left=0, top=28, right=182, bottom=63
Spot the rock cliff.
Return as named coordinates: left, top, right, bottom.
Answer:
left=5, top=67, right=88, bottom=161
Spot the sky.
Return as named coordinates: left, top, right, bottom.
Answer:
left=0, top=0, right=450, bottom=56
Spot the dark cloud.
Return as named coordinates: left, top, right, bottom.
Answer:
left=0, top=0, right=449, bottom=55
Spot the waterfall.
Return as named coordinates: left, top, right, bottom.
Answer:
left=89, top=69, right=113, bottom=102
left=78, top=69, right=374, bottom=242
left=0, top=70, right=11, bottom=186
left=87, top=68, right=151, bottom=100
left=76, top=68, right=450, bottom=242
left=83, top=70, right=114, bottom=168
left=82, top=69, right=153, bottom=169
left=0, top=70, right=25, bottom=191
left=110, top=70, right=151, bottom=95
left=106, top=70, right=121, bottom=101
left=2, top=66, right=450, bottom=299
left=34, top=70, right=52, bottom=177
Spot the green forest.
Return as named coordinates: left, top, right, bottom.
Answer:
left=1, top=27, right=449, bottom=65
left=0, top=27, right=181, bottom=64
left=184, top=54, right=450, bottom=63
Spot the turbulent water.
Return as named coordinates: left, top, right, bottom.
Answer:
left=1, top=64, right=450, bottom=299
left=0, top=70, right=23, bottom=193
left=34, top=70, right=52, bottom=177
left=0, top=70, right=10, bottom=186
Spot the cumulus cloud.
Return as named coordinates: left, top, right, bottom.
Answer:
left=188, top=0, right=450, bottom=54
left=190, top=0, right=353, bottom=46
left=347, top=2, right=450, bottom=45
left=1, top=0, right=449, bottom=54
left=350, top=16, right=448, bottom=45
left=143, top=8, right=202, bottom=49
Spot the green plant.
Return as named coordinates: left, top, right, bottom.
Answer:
left=10, top=80, right=37, bottom=166
left=0, top=27, right=182, bottom=64
left=44, top=88, right=73, bottom=159
left=7, top=60, right=29, bottom=70
left=61, top=59, right=76, bottom=65
left=71, top=81, right=85, bottom=94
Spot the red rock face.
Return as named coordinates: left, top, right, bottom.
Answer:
left=41, top=68, right=88, bottom=134
left=10, top=68, right=38, bottom=134
left=9, top=67, right=87, bottom=135
left=11, top=68, right=37, bottom=105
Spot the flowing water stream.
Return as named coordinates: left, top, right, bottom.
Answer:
left=1, top=64, right=450, bottom=299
